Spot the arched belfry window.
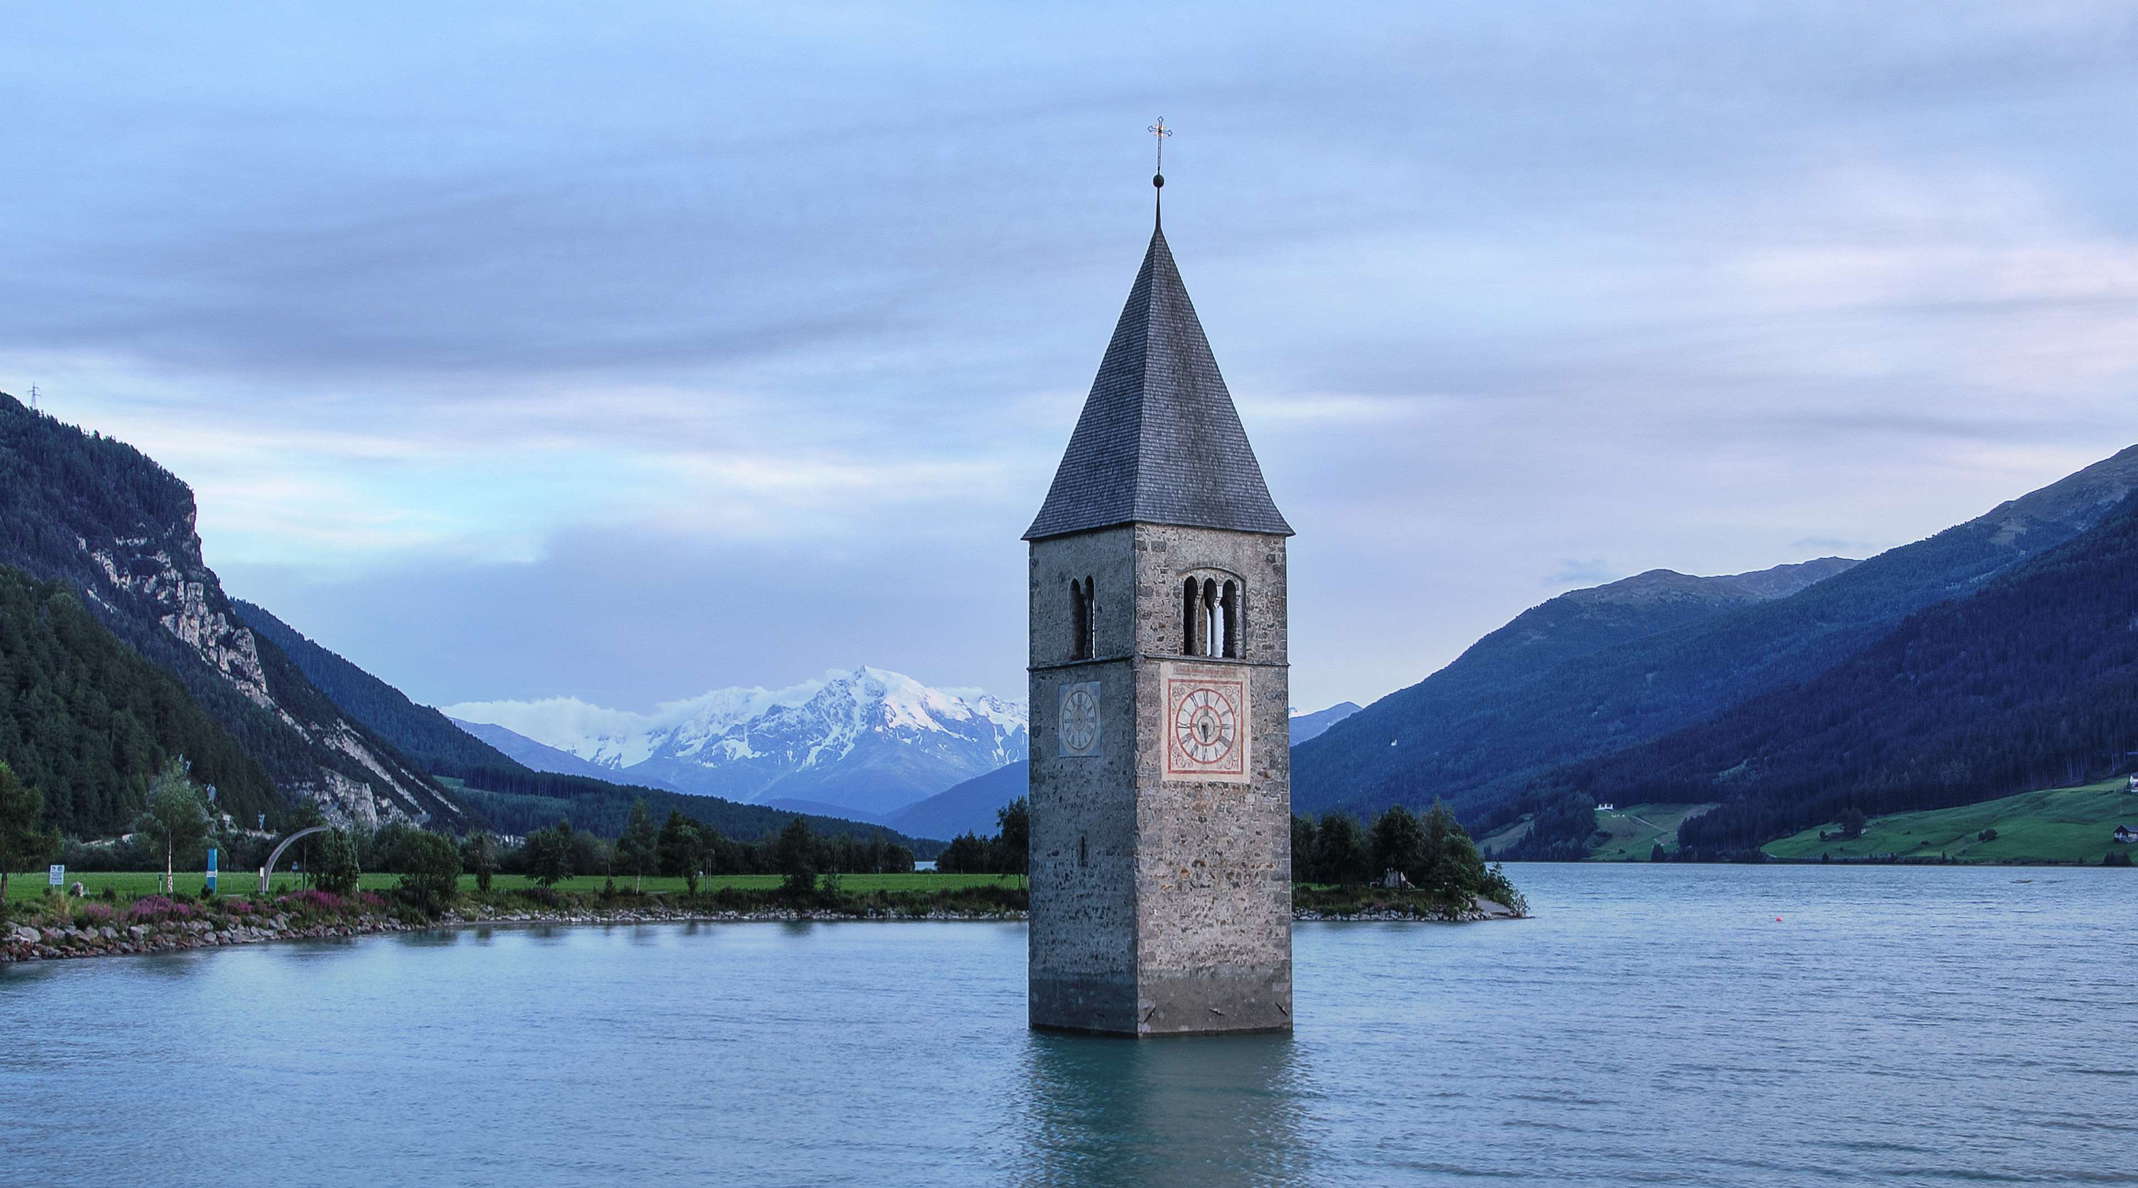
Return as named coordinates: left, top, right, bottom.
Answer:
left=1220, top=580, right=1240, bottom=659
left=1181, top=572, right=1244, bottom=658
left=1182, top=577, right=1202, bottom=655
left=1069, top=577, right=1096, bottom=660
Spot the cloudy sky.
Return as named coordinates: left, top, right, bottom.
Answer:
left=5, top=3, right=2136, bottom=714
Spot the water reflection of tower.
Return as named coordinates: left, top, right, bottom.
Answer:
left=1010, top=1031, right=1310, bottom=1184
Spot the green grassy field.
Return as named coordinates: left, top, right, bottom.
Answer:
left=1588, top=803, right=1718, bottom=861
left=3, top=870, right=1021, bottom=906
left=1762, top=778, right=2138, bottom=864
left=1476, top=815, right=1534, bottom=856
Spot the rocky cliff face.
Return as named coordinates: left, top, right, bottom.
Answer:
left=0, top=392, right=462, bottom=829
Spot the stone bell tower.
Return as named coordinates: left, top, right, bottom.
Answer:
left=1024, top=160, right=1294, bottom=1036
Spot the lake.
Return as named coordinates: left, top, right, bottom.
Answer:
left=3, top=864, right=2131, bottom=1186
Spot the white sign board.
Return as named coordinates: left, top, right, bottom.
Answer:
left=48, top=864, right=64, bottom=887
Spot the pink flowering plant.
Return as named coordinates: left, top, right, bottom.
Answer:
left=126, top=896, right=198, bottom=923
left=277, top=889, right=346, bottom=916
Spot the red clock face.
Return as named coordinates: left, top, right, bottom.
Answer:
left=1163, top=665, right=1249, bottom=781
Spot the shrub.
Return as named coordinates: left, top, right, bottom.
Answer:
left=74, top=902, right=115, bottom=925
left=223, top=899, right=256, bottom=916
left=278, top=889, right=346, bottom=915
left=127, top=896, right=198, bottom=923
left=317, top=830, right=362, bottom=896
left=358, top=891, right=387, bottom=910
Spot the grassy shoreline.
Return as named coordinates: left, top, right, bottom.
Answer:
left=2, top=875, right=1525, bottom=964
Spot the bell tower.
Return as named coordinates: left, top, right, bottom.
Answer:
left=1025, top=150, right=1294, bottom=1036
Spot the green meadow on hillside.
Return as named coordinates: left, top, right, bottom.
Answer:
left=1762, top=778, right=2138, bottom=865
left=1588, top=804, right=1718, bottom=860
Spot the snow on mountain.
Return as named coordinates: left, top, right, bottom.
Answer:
left=444, top=666, right=1028, bottom=819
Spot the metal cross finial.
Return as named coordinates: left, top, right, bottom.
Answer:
left=1148, top=117, right=1172, bottom=174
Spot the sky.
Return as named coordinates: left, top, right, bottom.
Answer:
left=4, top=2, right=2137, bottom=715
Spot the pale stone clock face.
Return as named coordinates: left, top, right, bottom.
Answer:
left=1161, top=663, right=1250, bottom=781
left=1058, top=681, right=1101, bottom=757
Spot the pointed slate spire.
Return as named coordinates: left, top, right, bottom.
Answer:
left=1024, top=225, right=1293, bottom=541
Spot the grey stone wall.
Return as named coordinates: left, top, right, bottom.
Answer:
left=1028, top=522, right=1292, bottom=1036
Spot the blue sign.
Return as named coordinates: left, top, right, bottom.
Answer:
left=205, top=847, right=218, bottom=894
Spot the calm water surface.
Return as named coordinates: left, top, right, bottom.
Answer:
left=3, top=864, right=2132, bottom=1186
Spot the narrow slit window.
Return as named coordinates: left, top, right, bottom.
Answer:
left=1080, top=577, right=1096, bottom=659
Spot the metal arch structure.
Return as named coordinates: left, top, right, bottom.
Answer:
left=259, top=826, right=332, bottom=894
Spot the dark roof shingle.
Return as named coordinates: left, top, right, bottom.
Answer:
left=1023, top=226, right=1292, bottom=541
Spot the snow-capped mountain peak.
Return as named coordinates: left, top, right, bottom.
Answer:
left=444, top=666, right=1029, bottom=820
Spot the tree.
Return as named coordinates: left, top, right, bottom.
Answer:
left=1649, top=842, right=1667, bottom=863
left=1369, top=805, right=1427, bottom=883
left=462, top=832, right=498, bottom=893
left=1419, top=801, right=1485, bottom=894
left=0, top=762, right=57, bottom=903
left=132, top=757, right=212, bottom=894
left=656, top=811, right=705, bottom=893
left=616, top=799, right=657, bottom=891
left=1290, top=816, right=1317, bottom=883
left=936, top=832, right=991, bottom=874
left=994, top=797, right=1030, bottom=883
left=317, top=829, right=361, bottom=895
left=1312, top=813, right=1369, bottom=886
left=1838, top=807, right=1868, bottom=840
left=773, top=818, right=817, bottom=898
left=526, top=820, right=574, bottom=887
left=395, top=830, right=461, bottom=911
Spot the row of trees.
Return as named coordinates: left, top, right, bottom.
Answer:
left=1291, top=802, right=1496, bottom=896
left=515, top=803, right=915, bottom=891
left=934, top=799, right=1028, bottom=876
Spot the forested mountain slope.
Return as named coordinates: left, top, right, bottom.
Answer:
left=0, top=391, right=460, bottom=829
left=1293, top=447, right=2138, bottom=828
left=0, top=565, right=279, bottom=836
left=234, top=599, right=521, bottom=779
left=1563, top=489, right=2138, bottom=854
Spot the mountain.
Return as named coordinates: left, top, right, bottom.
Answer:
left=887, top=760, right=1030, bottom=840
left=229, top=605, right=930, bottom=847
left=1295, top=447, right=2138, bottom=829
left=0, top=564, right=280, bottom=836
left=447, top=666, right=1028, bottom=817
left=233, top=599, right=522, bottom=778
left=0, top=392, right=462, bottom=830
left=447, top=718, right=637, bottom=785
left=1289, top=702, right=1363, bottom=746
left=1567, top=488, right=2138, bottom=854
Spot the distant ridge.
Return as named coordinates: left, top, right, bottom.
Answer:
left=1295, top=444, right=2138, bottom=836
left=1289, top=702, right=1363, bottom=746
left=448, top=717, right=657, bottom=786
left=1580, top=487, right=2138, bottom=854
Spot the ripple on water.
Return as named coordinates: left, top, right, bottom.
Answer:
left=0, top=865, right=2131, bottom=1186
